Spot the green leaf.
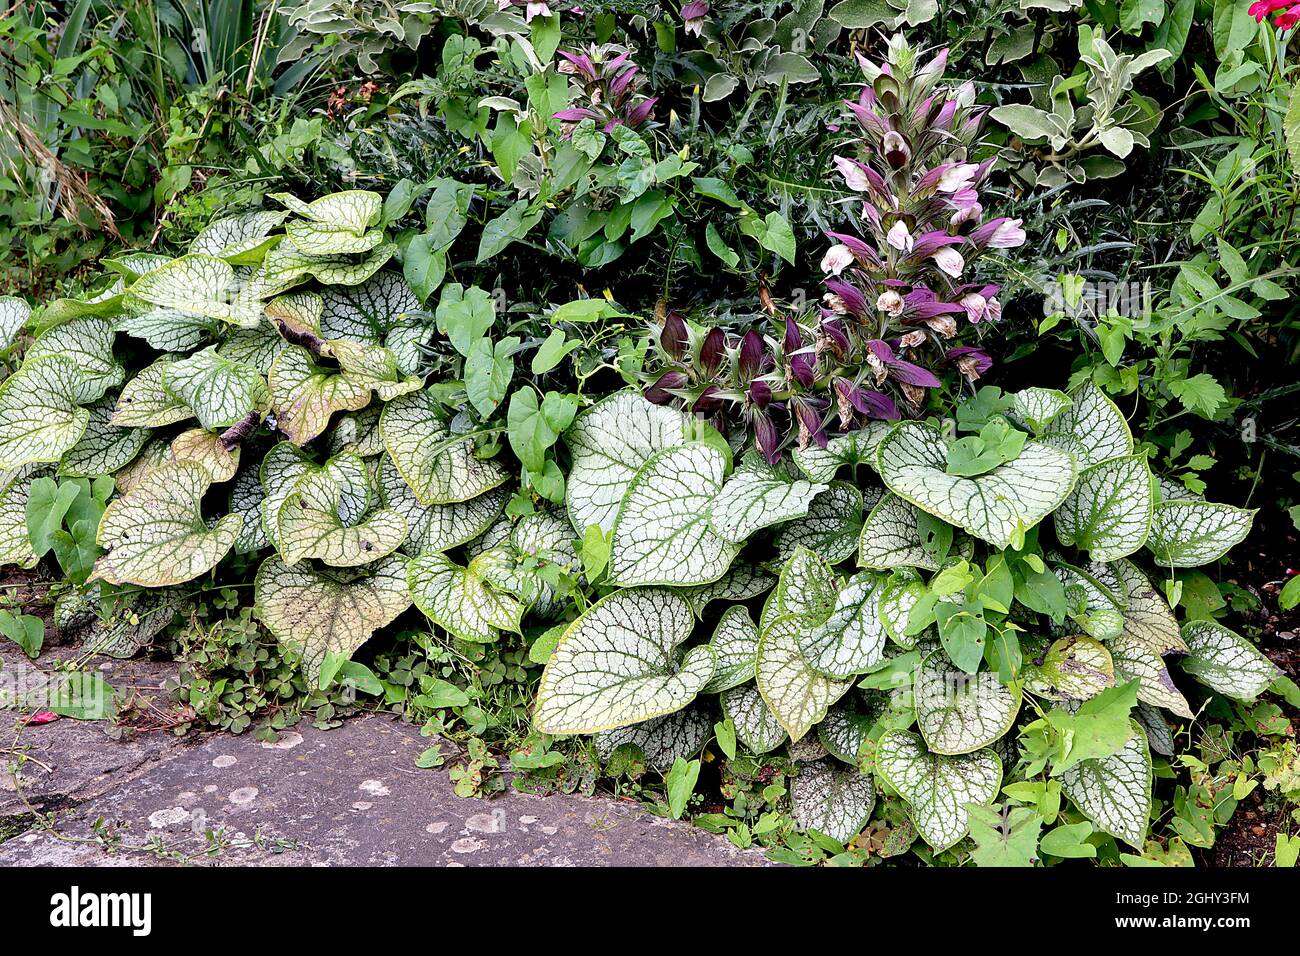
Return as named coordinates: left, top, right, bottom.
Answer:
left=162, top=346, right=269, bottom=431
left=791, top=761, right=876, bottom=845
left=1180, top=620, right=1281, bottom=700
left=706, top=458, right=827, bottom=544
left=380, top=389, right=509, bottom=505
left=1059, top=719, right=1151, bottom=848
left=1012, top=387, right=1072, bottom=433
left=508, top=389, right=578, bottom=474
left=665, top=756, right=701, bottom=819
left=0, top=357, right=91, bottom=471
left=1286, top=82, right=1300, bottom=175
left=25, top=476, right=81, bottom=558
left=1168, top=373, right=1226, bottom=417
left=46, top=671, right=117, bottom=720
left=1041, top=382, right=1133, bottom=469
left=1023, top=635, right=1116, bottom=701
left=1039, top=820, right=1098, bottom=859
left=756, top=614, right=853, bottom=742
left=404, top=236, right=448, bottom=305
left=1146, top=500, right=1255, bottom=567
left=915, top=650, right=1021, bottom=754
left=1055, top=456, right=1154, bottom=561
left=464, top=336, right=516, bottom=418
left=0, top=609, right=44, bottom=658
left=799, top=572, right=889, bottom=679
left=1050, top=680, right=1141, bottom=772
left=409, top=551, right=526, bottom=643
left=966, top=804, right=1042, bottom=867
left=703, top=605, right=761, bottom=693
left=435, top=284, right=497, bottom=357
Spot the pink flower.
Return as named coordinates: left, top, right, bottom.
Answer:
left=887, top=220, right=914, bottom=252
left=937, top=162, right=979, bottom=193
left=1275, top=3, right=1300, bottom=26
left=932, top=246, right=965, bottom=278
left=821, top=243, right=855, bottom=275
left=959, top=292, right=988, bottom=324
left=1251, top=0, right=1289, bottom=19
left=682, top=1, right=709, bottom=34
left=834, top=155, right=875, bottom=192
left=877, top=290, right=905, bottom=316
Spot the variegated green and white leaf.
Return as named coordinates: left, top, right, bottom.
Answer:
left=800, top=572, right=888, bottom=679
left=594, top=705, right=713, bottom=772
left=93, top=461, right=240, bottom=586
left=1023, top=635, right=1115, bottom=700
left=162, top=346, right=270, bottom=431
left=1041, top=381, right=1132, bottom=468
left=329, top=339, right=422, bottom=400
left=277, top=468, right=406, bottom=567
left=286, top=220, right=385, bottom=256
left=0, top=296, right=30, bottom=350
left=706, top=460, right=826, bottom=544
left=874, top=729, right=1002, bottom=852
left=378, top=455, right=506, bottom=555
left=168, top=428, right=240, bottom=483
left=1108, top=634, right=1193, bottom=718
left=230, top=463, right=269, bottom=553
left=380, top=389, right=508, bottom=505
left=408, top=551, right=526, bottom=643
left=1055, top=456, right=1154, bottom=561
left=772, top=481, right=864, bottom=565
left=1059, top=720, right=1151, bottom=848
left=0, top=465, right=42, bottom=568
left=914, top=651, right=1021, bottom=754
left=254, top=554, right=410, bottom=682
left=219, top=321, right=285, bottom=374
left=791, top=761, right=876, bottom=844
left=1157, top=476, right=1201, bottom=502
left=330, top=405, right=384, bottom=458
left=1136, top=702, right=1175, bottom=757
left=25, top=317, right=122, bottom=403
left=1091, top=559, right=1185, bottom=654
left=190, top=210, right=286, bottom=261
left=268, top=345, right=373, bottom=446
left=607, top=443, right=739, bottom=587
left=682, top=560, right=774, bottom=617
left=819, top=702, right=873, bottom=765
left=878, top=422, right=1077, bottom=549
left=113, top=438, right=169, bottom=493
left=1011, top=387, right=1071, bottom=432
left=115, top=307, right=216, bottom=352
left=260, top=238, right=395, bottom=290
left=58, top=398, right=147, bottom=478
left=272, top=190, right=381, bottom=235
left=1180, top=620, right=1280, bottom=700
left=858, top=492, right=941, bottom=571
left=111, top=358, right=194, bottom=428
left=769, top=546, right=839, bottom=626
left=318, top=272, right=420, bottom=343
left=259, top=442, right=319, bottom=552
left=565, top=392, right=691, bottom=535
left=793, top=424, right=889, bottom=482
left=1146, top=500, right=1255, bottom=568
left=756, top=614, right=853, bottom=742
left=877, top=568, right=933, bottom=648
left=533, top=588, right=712, bottom=735
left=702, top=605, right=760, bottom=693
left=0, top=357, right=91, bottom=470
left=721, top=683, right=788, bottom=754
left=129, top=254, right=262, bottom=327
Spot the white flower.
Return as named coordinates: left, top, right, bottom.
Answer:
left=876, top=290, right=905, bottom=316
left=834, top=156, right=872, bottom=192
left=937, top=162, right=979, bottom=193
left=932, top=247, right=964, bottom=278
left=886, top=221, right=913, bottom=252
left=820, top=244, right=855, bottom=275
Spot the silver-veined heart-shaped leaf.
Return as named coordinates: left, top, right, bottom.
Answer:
left=773, top=481, right=865, bottom=565
left=259, top=442, right=321, bottom=552
left=1180, top=620, right=1280, bottom=700
left=800, top=572, right=888, bottom=679
left=593, top=706, right=713, bottom=771
left=1023, top=635, right=1115, bottom=701
left=564, top=392, right=691, bottom=535
left=0, top=357, right=90, bottom=471
left=1011, top=386, right=1071, bottom=432
left=276, top=462, right=407, bottom=567
left=1136, top=702, right=1175, bottom=757
left=129, top=254, right=263, bottom=327
left=1146, top=500, right=1255, bottom=568
left=756, top=614, right=853, bottom=742
left=721, top=683, right=788, bottom=754
left=111, top=358, right=194, bottom=429
left=1091, top=559, right=1185, bottom=654
left=533, top=588, right=712, bottom=734
left=878, top=422, right=1076, bottom=548
left=1059, top=719, right=1151, bottom=848
left=229, top=463, right=269, bottom=554
left=874, top=729, right=1002, bottom=852
left=330, top=405, right=384, bottom=458
left=706, top=457, right=826, bottom=544
left=607, top=443, right=739, bottom=587
left=792, top=424, right=889, bottom=482
left=1054, top=455, right=1154, bottom=561
left=791, top=761, right=876, bottom=844
left=702, top=605, right=760, bottom=693
left=113, top=438, right=169, bottom=493
left=914, top=650, right=1021, bottom=754
left=115, top=307, right=216, bottom=352
left=58, top=398, right=147, bottom=478
left=93, top=461, right=241, bottom=586
left=409, top=551, right=526, bottom=643
left=0, top=465, right=42, bottom=568
left=1108, top=634, right=1192, bottom=718
left=168, top=428, right=241, bottom=483
left=1041, top=381, right=1132, bottom=468
left=877, top=568, right=933, bottom=649
left=328, top=339, right=422, bottom=401
left=319, top=272, right=420, bottom=343
left=767, top=546, right=839, bottom=628
left=272, top=190, right=382, bottom=235
left=162, top=346, right=270, bottom=431
left=190, top=210, right=286, bottom=261
left=858, top=492, right=941, bottom=571
left=261, top=238, right=397, bottom=289
left=254, top=553, right=410, bottom=682
left=819, top=702, right=873, bottom=765
left=0, top=296, right=30, bottom=350
left=379, top=389, right=509, bottom=505
left=25, top=317, right=122, bottom=403
left=682, top=560, right=774, bottom=618
left=286, top=220, right=384, bottom=256
left=377, top=455, right=506, bottom=555
left=268, top=346, right=373, bottom=446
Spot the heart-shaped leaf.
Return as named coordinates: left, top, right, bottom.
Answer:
left=1055, top=455, right=1154, bottom=561
left=0, top=357, right=91, bottom=471
left=377, top=456, right=506, bottom=556
left=129, top=254, right=263, bottom=327
left=858, top=492, right=941, bottom=571
left=168, top=428, right=241, bottom=483
left=877, top=569, right=933, bottom=649
left=318, top=272, right=420, bottom=344
left=914, top=650, right=1021, bottom=754
left=1012, top=387, right=1071, bottom=432
left=0, top=295, right=31, bottom=350
left=706, top=458, right=826, bottom=544
left=593, top=706, right=713, bottom=771
left=190, top=210, right=286, bottom=261
left=1041, top=381, right=1132, bottom=468
left=800, top=572, right=888, bottom=679
left=773, top=481, right=865, bottom=564
left=1091, top=559, right=1185, bottom=654
left=1108, top=634, right=1192, bottom=718
left=162, top=346, right=270, bottom=431
left=26, top=317, right=123, bottom=403
left=819, top=702, right=873, bottom=765
left=722, top=683, right=788, bottom=754
left=1146, top=500, right=1255, bottom=568
left=409, top=551, right=527, bottom=643
left=380, top=389, right=509, bottom=505
left=683, top=560, right=774, bottom=618
left=1023, top=635, right=1115, bottom=701
left=276, top=460, right=407, bottom=567
left=791, top=760, right=876, bottom=844
left=272, top=190, right=382, bottom=235
left=756, top=614, right=853, bottom=742
left=1180, top=620, right=1280, bottom=700
left=268, top=346, right=373, bottom=446
left=766, top=546, right=839, bottom=628
left=702, top=605, right=760, bottom=693
left=1059, top=720, right=1151, bottom=848
left=58, top=398, right=148, bottom=479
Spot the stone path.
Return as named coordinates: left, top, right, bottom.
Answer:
left=0, top=648, right=770, bottom=867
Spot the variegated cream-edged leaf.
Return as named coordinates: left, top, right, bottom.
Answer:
left=167, top=428, right=240, bottom=483
left=268, top=345, right=373, bottom=446
left=593, top=706, right=713, bottom=772
left=722, top=683, right=788, bottom=754
left=0, top=296, right=31, bottom=350
left=914, top=650, right=1021, bottom=754
left=533, top=588, right=713, bottom=735
left=272, top=189, right=382, bottom=235
left=819, top=701, right=873, bottom=765
left=329, top=339, right=422, bottom=400
left=0, top=357, right=91, bottom=470
left=105, top=252, right=172, bottom=279
left=463, top=515, right=512, bottom=558
left=377, top=455, right=506, bottom=555
left=874, top=729, right=1002, bottom=853
left=682, top=560, right=774, bottom=617
left=277, top=469, right=406, bottom=567
left=510, top=511, right=579, bottom=615
left=129, top=254, right=263, bottom=327
left=1041, top=381, right=1132, bottom=468
left=25, top=317, right=122, bottom=403
left=58, top=398, right=148, bottom=478
left=1091, top=559, right=1185, bottom=654
left=379, top=390, right=509, bottom=505
left=385, top=319, right=433, bottom=376
left=878, top=568, right=933, bottom=649
left=1011, top=387, right=1071, bottom=432
left=260, top=238, right=396, bottom=289
left=1055, top=560, right=1126, bottom=642
left=608, top=443, right=738, bottom=588
left=800, top=572, right=888, bottom=679
left=259, top=442, right=318, bottom=552
left=1023, top=635, right=1115, bottom=701
left=1136, top=702, right=1176, bottom=757
left=115, top=308, right=216, bottom=352
left=768, top=546, right=839, bottom=626
left=319, top=272, right=420, bottom=343
left=219, top=321, right=286, bottom=374
left=858, top=492, right=941, bottom=571
left=190, top=210, right=286, bottom=262
left=330, top=405, right=384, bottom=458
left=111, top=358, right=194, bottom=428
left=113, top=438, right=170, bottom=493
left=408, top=551, right=526, bottom=643
left=266, top=291, right=323, bottom=339
left=1180, top=620, right=1280, bottom=700
left=1108, top=634, right=1193, bottom=718
left=791, top=761, right=876, bottom=844
left=1146, top=500, right=1255, bottom=568
left=162, top=346, right=270, bottom=431
left=772, top=481, right=864, bottom=565
left=93, top=461, right=241, bottom=586
left=793, top=424, right=889, bottom=482
left=254, top=554, right=411, bottom=682
left=756, top=614, right=853, bottom=742
left=0, top=465, right=42, bottom=568
left=1059, top=720, right=1151, bottom=848
left=702, top=605, right=760, bottom=693
left=878, top=422, right=1077, bottom=549
left=564, top=391, right=691, bottom=535
left=1055, top=455, right=1154, bottom=561
left=230, top=463, right=269, bottom=553
left=705, top=459, right=826, bottom=544
left=286, top=220, right=385, bottom=256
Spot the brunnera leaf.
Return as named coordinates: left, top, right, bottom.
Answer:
left=161, top=346, right=270, bottom=431
left=1145, top=499, right=1255, bottom=568
left=791, top=760, right=876, bottom=845
left=705, top=457, right=827, bottom=544
left=914, top=650, right=1021, bottom=754
left=377, top=455, right=507, bottom=556
left=379, top=389, right=509, bottom=505
left=858, top=492, right=942, bottom=571
left=1054, top=455, right=1154, bottom=561
left=772, top=481, right=865, bottom=565
left=1059, top=719, right=1151, bottom=849
left=25, top=316, right=123, bottom=403
left=1041, top=381, right=1133, bottom=469
left=0, top=357, right=91, bottom=471
left=702, top=605, right=760, bottom=693
left=1022, top=635, right=1116, bottom=701
left=1180, top=620, right=1281, bottom=700
left=756, top=614, right=853, bottom=743
left=268, top=345, right=374, bottom=446
left=111, top=358, right=195, bottom=429
left=408, top=551, right=526, bottom=643
left=128, top=254, right=263, bottom=328
left=721, top=682, right=788, bottom=755
left=277, top=462, right=407, bottom=567
left=58, top=398, right=148, bottom=479
left=593, top=705, right=713, bottom=772
left=800, top=571, right=889, bottom=679
left=792, top=424, right=889, bottom=482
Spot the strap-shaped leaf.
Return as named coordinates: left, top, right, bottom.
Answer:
left=819, top=701, right=873, bottom=765
left=914, top=650, right=1021, bottom=754
left=565, top=391, right=691, bottom=535
left=26, top=317, right=123, bottom=403
left=706, top=459, right=826, bottom=544
left=533, top=588, right=713, bottom=734
left=1055, top=455, right=1154, bottom=561
left=111, top=358, right=195, bottom=428
left=268, top=345, right=373, bottom=446
left=874, top=729, right=1002, bottom=852
left=272, top=190, right=381, bottom=235
left=162, top=346, right=270, bottom=431
left=409, top=551, right=526, bottom=643
left=683, top=560, right=774, bottom=618
left=58, top=398, right=147, bottom=478
left=254, top=553, right=411, bottom=681
left=319, top=272, right=419, bottom=343
left=277, top=464, right=407, bottom=567
left=93, top=461, right=240, bottom=586
left=1023, top=635, right=1115, bottom=701
left=168, top=428, right=241, bottom=482
left=190, top=210, right=286, bottom=261
left=129, top=254, right=263, bottom=327
left=791, top=761, right=876, bottom=844
left=722, top=683, right=788, bottom=754
left=1059, top=720, right=1151, bottom=848
left=593, top=706, right=713, bottom=771
left=1108, top=634, right=1193, bottom=718
left=800, top=572, right=888, bottom=679
left=0, top=357, right=91, bottom=470
left=756, top=614, right=853, bottom=742
left=378, top=455, right=506, bottom=555
left=878, top=568, right=933, bottom=648
left=792, top=424, right=889, bottom=482
left=1180, top=620, right=1280, bottom=700
left=702, top=605, right=760, bottom=693
left=773, top=481, right=864, bottom=564
left=1012, top=387, right=1071, bottom=432
left=858, top=492, right=941, bottom=571
left=878, top=422, right=1077, bottom=549
left=379, top=389, right=509, bottom=505
left=0, top=296, right=30, bottom=350
left=1146, top=500, right=1255, bottom=568
left=1041, top=381, right=1132, bottom=468
left=0, top=465, right=42, bottom=569
left=607, top=443, right=739, bottom=587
